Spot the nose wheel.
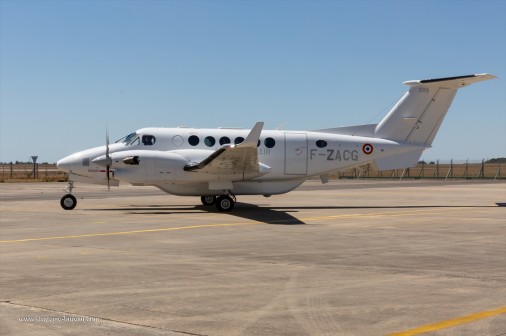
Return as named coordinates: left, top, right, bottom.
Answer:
left=60, top=180, right=77, bottom=210
left=61, top=194, right=77, bottom=210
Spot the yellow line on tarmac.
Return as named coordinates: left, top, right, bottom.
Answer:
left=387, top=306, right=506, bottom=336
left=0, top=207, right=462, bottom=244
left=301, top=207, right=462, bottom=222
left=0, top=222, right=262, bottom=243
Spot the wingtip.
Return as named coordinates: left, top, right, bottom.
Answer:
left=239, top=121, right=264, bottom=147
left=475, top=73, right=497, bottom=80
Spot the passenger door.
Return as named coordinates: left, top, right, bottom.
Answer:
left=284, top=133, right=308, bottom=175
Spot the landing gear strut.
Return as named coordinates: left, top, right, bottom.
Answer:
left=60, top=181, right=77, bottom=210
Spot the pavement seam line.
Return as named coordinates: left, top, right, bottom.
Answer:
left=0, top=301, right=203, bottom=336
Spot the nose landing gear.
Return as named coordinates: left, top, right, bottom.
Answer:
left=60, top=181, right=77, bottom=210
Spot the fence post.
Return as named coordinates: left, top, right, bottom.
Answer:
left=445, top=160, right=453, bottom=181
left=478, top=159, right=485, bottom=179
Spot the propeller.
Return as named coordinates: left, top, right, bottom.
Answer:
left=90, top=129, right=113, bottom=189
left=105, top=129, right=111, bottom=191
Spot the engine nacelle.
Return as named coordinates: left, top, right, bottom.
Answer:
left=109, top=150, right=188, bottom=184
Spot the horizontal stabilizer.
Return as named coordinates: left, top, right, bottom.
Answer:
left=374, top=148, right=425, bottom=171
left=404, top=73, right=497, bottom=88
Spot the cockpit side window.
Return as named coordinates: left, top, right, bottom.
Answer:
left=129, top=137, right=140, bottom=146
left=142, top=135, right=156, bottom=146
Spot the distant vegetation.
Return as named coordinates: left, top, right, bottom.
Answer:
left=418, top=158, right=506, bottom=164
left=485, top=157, right=506, bottom=164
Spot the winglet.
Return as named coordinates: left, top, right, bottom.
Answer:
left=238, top=122, right=264, bottom=148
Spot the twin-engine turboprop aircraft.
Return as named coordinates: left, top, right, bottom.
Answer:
left=57, top=74, right=495, bottom=211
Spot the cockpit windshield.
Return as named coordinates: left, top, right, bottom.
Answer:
left=115, top=132, right=155, bottom=146
left=115, top=132, right=138, bottom=145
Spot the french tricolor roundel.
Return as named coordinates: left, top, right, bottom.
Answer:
left=362, top=143, right=374, bottom=155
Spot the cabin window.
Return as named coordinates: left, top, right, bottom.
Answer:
left=204, top=136, right=216, bottom=147
left=188, top=135, right=200, bottom=146
left=234, top=137, right=244, bottom=145
left=316, top=140, right=327, bottom=148
left=264, top=137, right=276, bottom=148
left=172, top=135, right=183, bottom=147
left=142, top=135, right=156, bottom=146
left=219, top=137, right=231, bottom=145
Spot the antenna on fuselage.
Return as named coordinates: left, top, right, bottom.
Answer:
left=275, top=123, right=286, bottom=130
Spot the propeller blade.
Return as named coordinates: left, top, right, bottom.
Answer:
left=106, top=128, right=110, bottom=191
left=106, top=164, right=110, bottom=191
left=106, top=128, right=110, bottom=158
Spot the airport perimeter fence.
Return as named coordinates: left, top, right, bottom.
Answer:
left=0, top=163, right=67, bottom=182
left=0, top=160, right=504, bottom=182
left=336, top=160, right=505, bottom=180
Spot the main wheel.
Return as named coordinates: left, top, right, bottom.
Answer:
left=60, top=194, right=77, bottom=210
left=216, top=196, right=234, bottom=212
left=201, top=195, right=216, bottom=206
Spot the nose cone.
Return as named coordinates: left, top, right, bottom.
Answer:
left=57, top=154, right=79, bottom=172
left=58, top=144, right=119, bottom=173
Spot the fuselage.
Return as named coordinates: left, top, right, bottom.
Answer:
left=57, top=126, right=419, bottom=196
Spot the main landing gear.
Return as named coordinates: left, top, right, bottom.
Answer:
left=60, top=181, right=77, bottom=210
left=200, top=193, right=236, bottom=212
left=200, top=195, right=216, bottom=206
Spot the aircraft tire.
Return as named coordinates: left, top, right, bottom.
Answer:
left=201, top=195, right=216, bottom=206
left=60, top=194, right=77, bottom=210
left=216, top=196, right=234, bottom=212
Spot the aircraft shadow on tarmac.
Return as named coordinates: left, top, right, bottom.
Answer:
left=86, top=203, right=501, bottom=225
left=88, top=203, right=305, bottom=225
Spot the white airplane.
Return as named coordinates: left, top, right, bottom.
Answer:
left=57, top=74, right=496, bottom=211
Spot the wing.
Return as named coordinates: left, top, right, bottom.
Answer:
left=184, top=122, right=270, bottom=176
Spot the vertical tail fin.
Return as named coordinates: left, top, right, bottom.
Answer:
left=374, top=74, right=496, bottom=145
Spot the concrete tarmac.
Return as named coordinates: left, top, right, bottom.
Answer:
left=1, top=180, right=505, bottom=336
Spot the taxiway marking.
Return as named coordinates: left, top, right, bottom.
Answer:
left=0, top=222, right=261, bottom=243
left=0, top=207, right=479, bottom=243
left=387, top=306, right=506, bottom=336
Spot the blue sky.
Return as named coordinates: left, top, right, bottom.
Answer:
left=1, top=0, right=505, bottom=163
